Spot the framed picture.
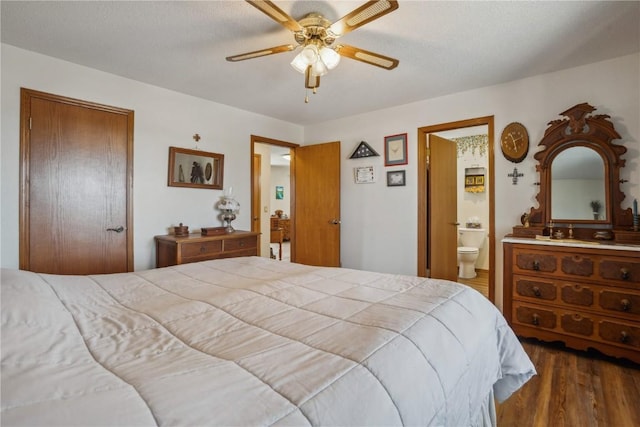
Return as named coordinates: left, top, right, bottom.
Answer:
left=387, top=170, right=406, bottom=187
left=384, top=133, right=408, bottom=166
left=275, top=185, right=284, bottom=199
left=354, top=166, right=376, bottom=184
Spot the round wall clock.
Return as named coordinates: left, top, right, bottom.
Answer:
left=500, top=122, right=529, bottom=163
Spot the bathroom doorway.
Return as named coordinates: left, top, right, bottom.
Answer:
left=417, top=117, right=495, bottom=302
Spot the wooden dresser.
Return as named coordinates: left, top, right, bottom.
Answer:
left=155, top=231, right=259, bottom=268
left=503, top=237, right=640, bottom=363
left=270, top=217, right=291, bottom=241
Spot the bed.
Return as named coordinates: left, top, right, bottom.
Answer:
left=1, top=256, right=535, bottom=426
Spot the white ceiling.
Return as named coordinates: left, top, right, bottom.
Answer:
left=2, top=1, right=638, bottom=126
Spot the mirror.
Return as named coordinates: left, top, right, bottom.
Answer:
left=551, top=146, right=606, bottom=221
left=521, top=102, right=633, bottom=233
left=168, top=146, right=224, bottom=190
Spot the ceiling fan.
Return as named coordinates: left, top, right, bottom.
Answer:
left=226, top=0, right=399, bottom=98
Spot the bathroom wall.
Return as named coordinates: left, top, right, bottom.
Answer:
left=435, top=127, right=490, bottom=271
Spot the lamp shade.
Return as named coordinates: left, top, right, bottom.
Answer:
left=319, top=47, right=340, bottom=69
left=311, top=58, right=328, bottom=77
left=290, top=44, right=319, bottom=74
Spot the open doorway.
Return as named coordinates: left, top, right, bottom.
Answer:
left=251, top=136, right=298, bottom=261
left=417, top=117, right=495, bottom=303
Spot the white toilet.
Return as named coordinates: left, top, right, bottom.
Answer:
left=457, top=227, right=486, bottom=279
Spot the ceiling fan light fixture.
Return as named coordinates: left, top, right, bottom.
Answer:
left=311, top=58, right=328, bottom=76
left=290, top=44, right=319, bottom=73
left=319, top=46, right=340, bottom=70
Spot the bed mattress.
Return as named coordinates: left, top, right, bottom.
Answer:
left=1, top=257, right=535, bottom=426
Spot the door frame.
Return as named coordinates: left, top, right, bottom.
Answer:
left=250, top=135, right=299, bottom=258
left=417, top=116, right=495, bottom=302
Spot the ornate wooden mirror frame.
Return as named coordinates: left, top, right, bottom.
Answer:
left=513, top=102, right=637, bottom=243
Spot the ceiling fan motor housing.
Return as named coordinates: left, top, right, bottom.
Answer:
left=294, top=13, right=335, bottom=47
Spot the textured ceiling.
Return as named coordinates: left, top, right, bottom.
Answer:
left=2, top=1, right=638, bottom=126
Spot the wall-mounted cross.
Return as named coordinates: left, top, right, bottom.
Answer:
left=508, top=167, right=524, bottom=185
left=193, top=133, right=201, bottom=149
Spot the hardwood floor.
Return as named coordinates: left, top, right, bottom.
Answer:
left=457, top=269, right=489, bottom=297
left=496, top=338, right=640, bottom=427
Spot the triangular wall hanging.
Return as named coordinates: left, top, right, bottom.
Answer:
left=350, top=141, right=380, bottom=159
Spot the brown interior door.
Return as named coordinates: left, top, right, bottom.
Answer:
left=428, top=134, right=458, bottom=280
left=20, top=89, right=133, bottom=274
left=293, top=141, right=341, bottom=267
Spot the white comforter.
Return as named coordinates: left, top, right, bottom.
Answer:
left=1, top=257, right=535, bottom=426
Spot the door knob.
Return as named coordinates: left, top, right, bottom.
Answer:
left=329, top=219, right=341, bottom=225
left=106, top=226, right=125, bottom=233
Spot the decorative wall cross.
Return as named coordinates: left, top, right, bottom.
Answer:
left=508, top=167, right=524, bottom=185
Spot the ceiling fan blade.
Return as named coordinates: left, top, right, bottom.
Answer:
left=329, top=0, right=399, bottom=37
left=245, top=0, right=303, bottom=33
left=226, top=44, right=295, bottom=62
left=335, top=44, right=399, bottom=70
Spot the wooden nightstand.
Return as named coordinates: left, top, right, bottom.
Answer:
left=270, top=217, right=291, bottom=241
left=155, top=230, right=259, bottom=268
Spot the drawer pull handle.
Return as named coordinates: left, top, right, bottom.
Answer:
left=532, top=314, right=540, bottom=326
left=621, top=299, right=631, bottom=311
left=239, top=241, right=245, bottom=247
left=620, top=268, right=630, bottom=280
left=200, top=246, right=206, bottom=253
left=532, top=260, right=540, bottom=271
left=620, top=331, right=629, bottom=344
left=532, top=286, right=541, bottom=297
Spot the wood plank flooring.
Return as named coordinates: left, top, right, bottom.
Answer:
left=457, top=269, right=488, bottom=297
left=496, top=338, right=640, bottom=427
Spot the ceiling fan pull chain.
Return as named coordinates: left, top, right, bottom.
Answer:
left=305, top=89, right=309, bottom=103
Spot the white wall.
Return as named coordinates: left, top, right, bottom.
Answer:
left=1, top=44, right=303, bottom=270
left=304, top=53, right=640, bottom=309
left=2, top=44, right=638, bottom=311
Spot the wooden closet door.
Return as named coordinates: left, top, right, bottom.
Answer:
left=20, top=89, right=134, bottom=274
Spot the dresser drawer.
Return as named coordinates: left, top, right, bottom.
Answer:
left=224, top=236, right=257, bottom=252
left=513, top=248, right=557, bottom=274
left=514, top=276, right=557, bottom=301
left=599, top=258, right=640, bottom=284
left=561, top=313, right=594, bottom=337
left=514, top=304, right=557, bottom=330
left=599, top=290, right=640, bottom=316
left=182, top=240, right=223, bottom=258
left=599, top=320, right=640, bottom=349
left=560, top=283, right=594, bottom=308
left=560, top=254, right=594, bottom=277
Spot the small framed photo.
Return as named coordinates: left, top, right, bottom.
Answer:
left=384, top=133, right=408, bottom=166
left=387, top=170, right=406, bottom=187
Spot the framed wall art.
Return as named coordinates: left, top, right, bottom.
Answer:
left=275, top=185, right=284, bottom=199
left=387, top=170, right=406, bottom=187
left=384, top=133, right=408, bottom=166
left=354, top=166, right=376, bottom=184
